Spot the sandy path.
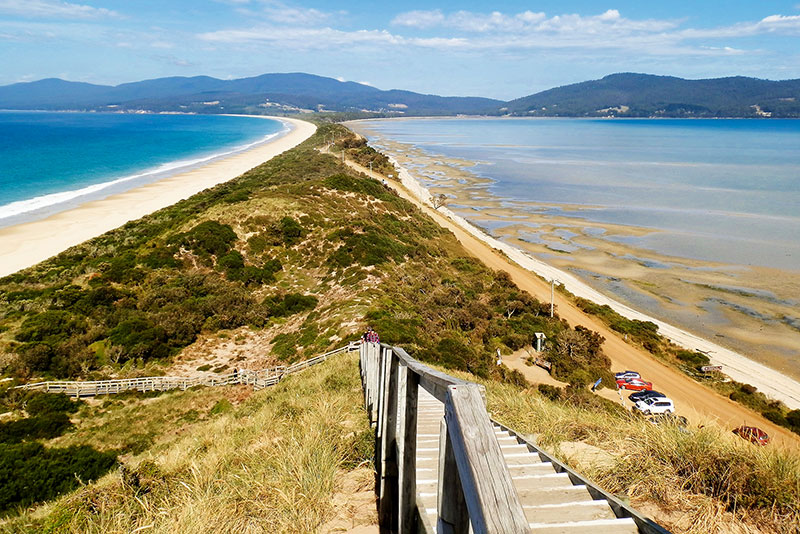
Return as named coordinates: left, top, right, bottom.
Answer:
left=334, top=150, right=800, bottom=448
left=502, top=347, right=567, bottom=388
left=0, top=117, right=316, bottom=277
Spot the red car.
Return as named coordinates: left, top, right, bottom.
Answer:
left=616, top=377, right=653, bottom=391
left=733, top=426, right=770, bottom=446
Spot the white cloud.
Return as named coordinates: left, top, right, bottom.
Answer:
left=392, top=9, right=547, bottom=32
left=199, top=26, right=401, bottom=49
left=0, top=0, right=118, bottom=19
left=392, top=9, right=446, bottom=29
left=195, top=8, right=800, bottom=62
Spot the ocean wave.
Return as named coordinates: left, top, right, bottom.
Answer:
left=0, top=126, right=287, bottom=222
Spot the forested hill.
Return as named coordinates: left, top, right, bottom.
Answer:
left=3, top=71, right=800, bottom=117
left=503, top=73, right=800, bottom=118
left=0, top=72, right=501, bottom=116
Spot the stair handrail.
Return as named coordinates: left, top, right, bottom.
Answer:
left=360, top=341, right=529, bottom=534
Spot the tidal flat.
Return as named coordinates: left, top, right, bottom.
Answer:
left=351, top=121, right=800, bottom=383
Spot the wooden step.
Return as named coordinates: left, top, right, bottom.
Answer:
left=523, top=499, right=618, bottom=523
left=528, top=516, right=639, bottom=533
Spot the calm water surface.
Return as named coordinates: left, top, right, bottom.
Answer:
left=360, top=118, right=800, bottom=271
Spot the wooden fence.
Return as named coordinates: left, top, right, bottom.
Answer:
left=15, top=343, right=359, bottom=398
left=360, top=342, right=671, bottom=534
left=360, top=341, right=530, bottom=534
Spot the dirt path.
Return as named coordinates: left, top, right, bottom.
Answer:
left=333, top=149, right=800, bottom=449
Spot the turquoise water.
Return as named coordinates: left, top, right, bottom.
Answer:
left=0, top=112, right=285, bottom=226
left=359, top=118, right=800, bottom=271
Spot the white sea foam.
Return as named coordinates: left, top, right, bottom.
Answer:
left=0, top=126, right=288, bottom=223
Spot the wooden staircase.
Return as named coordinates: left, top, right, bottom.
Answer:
left=360, top=341, right=669, bottom=534
left=415, top=388, right=638, bottom=533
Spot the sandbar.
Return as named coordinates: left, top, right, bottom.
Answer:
left=0, top=116, right=316, bottom=277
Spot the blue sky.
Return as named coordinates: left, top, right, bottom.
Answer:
left=2, top=0, right=800, bottom=99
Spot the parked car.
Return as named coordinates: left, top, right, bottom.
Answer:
left=634, top=397, right=675, bottom=415
left=617, top=377, right=653, bottom=391
left=733, top=426, right=770, bottom=446
left=615, top=370, right=640, bottom=380
left=629, top=390, right=666, bottom=402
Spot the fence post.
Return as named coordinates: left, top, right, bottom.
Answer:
left=379, top=349, right=399, bottom=531
left=375, top=346, right=388, bottom=490
left=398, top=365, right=419, bottom=534
left=437, top=416, right=469, bottom=534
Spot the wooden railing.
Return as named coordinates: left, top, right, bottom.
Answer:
left=360, top=342, right=530, bottom=534
left=361, top=342, right=671, bottom=534
left=15, top=343, right=358, bottom=398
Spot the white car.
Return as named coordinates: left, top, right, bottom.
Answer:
left=615, top=370, right=640, bottom=380
left=634, top=397, right=675, bottom=415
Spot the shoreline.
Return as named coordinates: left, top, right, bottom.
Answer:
left=0, top=116, right=288, bottom=228
left=346, top=119, right=800, bottom=410
left=0, top=116, right=316, bottom=278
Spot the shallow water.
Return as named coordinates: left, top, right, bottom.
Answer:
left=360, top=118, right=800, bottom=271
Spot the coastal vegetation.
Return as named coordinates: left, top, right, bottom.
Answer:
left=0, top=123, right=798, bottom=532
left=571, top=291, right=800, bottom=436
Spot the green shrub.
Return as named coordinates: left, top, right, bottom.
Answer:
left=15, top=311, right=87, bottom=344
left=676, top=350, right=711, bottom=367
left=787, top=409, right=800, bottom=429
left=217, top=250, right=245, bottom=271
left=263, top=293, right=318, bottom=317
left=170, top=220, right=237, bottom=257
left=0, top=442, right=116, bottom=513
left=25, top=393, right=79, bottom=417
left=139, top=247, right=180, bottom=269
left=328, top=226, right=411, bottom=267
left=537, top=384, right=564, bottom=401
left=279, top=217, right=305, bottom=246
left=108, top=317, right=170, bottom=361
left=0, top=412, right=73, bottom=444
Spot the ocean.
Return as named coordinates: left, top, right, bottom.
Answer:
left=0, top=112, right=285, bottom=227
left=358, top=118, right=800, bottom=272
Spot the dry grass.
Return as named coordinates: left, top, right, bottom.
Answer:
left=440, top=366, right=800, bottom=534
left=1, top=352, right=374, bottom=534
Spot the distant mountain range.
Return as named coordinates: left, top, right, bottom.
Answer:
left=2, top=72, right=800, bottom=118
left=504, top=73, right=800, bottom=118
left=0, top=72, right=501, bottom=116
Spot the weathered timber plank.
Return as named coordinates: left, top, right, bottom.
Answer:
left=437, top=416, right=469, bottom=534
left=445, top=385, right=529, bottom=534
left=398, top=365, right=419, bottom=534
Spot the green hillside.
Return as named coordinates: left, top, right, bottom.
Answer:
left=0, top=124, right=799, bottom=533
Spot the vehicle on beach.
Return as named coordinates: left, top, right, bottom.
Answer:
left=615, top=370, right=640, bottom=380
left=629, top=390, right=666, bottom=402
left=617, top=377, right=653, bottom=391
left=733, top=425, right=770, bottom=446
left=634, top=397, right=675, bottom=415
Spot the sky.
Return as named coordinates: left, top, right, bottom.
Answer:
left=2, top=1, right=800, bottom=99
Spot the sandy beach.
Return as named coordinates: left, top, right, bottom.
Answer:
left=0, top=116, right=316, bottom=278
left=347, top=119, right=800, bottom=413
